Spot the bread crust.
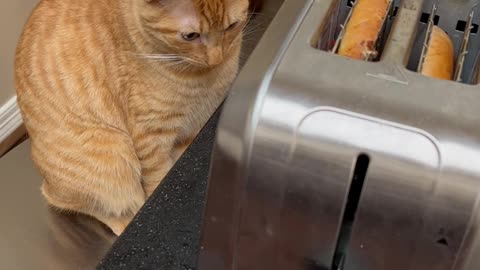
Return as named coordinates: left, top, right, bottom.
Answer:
left=338, top=0, right=389, bottom=60
left=421, top=25, right=454, bottom=80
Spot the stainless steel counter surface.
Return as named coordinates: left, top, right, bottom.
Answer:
left=0, top=140, right=115, bottom=270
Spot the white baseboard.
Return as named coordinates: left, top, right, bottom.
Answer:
left=0, top=96, right=23, bottom=143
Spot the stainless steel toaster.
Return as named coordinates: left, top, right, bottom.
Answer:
left=198, top=0, right=480, bottom=269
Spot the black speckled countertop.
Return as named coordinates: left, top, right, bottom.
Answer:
left=97, top=108, right=221, bottom=270
left=97, top=2, right=283, bottom=268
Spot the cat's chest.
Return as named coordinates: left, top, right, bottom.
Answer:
left=128, top=75, right=228, bottom=137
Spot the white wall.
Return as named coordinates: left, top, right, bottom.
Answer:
left=0, top=0, right=39, bottom=104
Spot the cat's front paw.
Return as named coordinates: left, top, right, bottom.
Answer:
left=98, top=214, right=136, bottom=236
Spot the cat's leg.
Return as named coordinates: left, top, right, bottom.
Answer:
left=137, top=133, right=199, bottom=197
left=131, top=133, right=173, bottom=197
left=171, top=136, right=196, bottom=161
left=138, top=144, right=175, bottom=198
left=33, top=129, right=146, bottom=236
left=96, top=215, right=136, bottom=236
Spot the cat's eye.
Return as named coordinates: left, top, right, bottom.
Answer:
left=226, top=22, right=239, bottom=31
left=182, top=32, right=200, bottom=41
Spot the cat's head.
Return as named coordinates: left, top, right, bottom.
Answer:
left=134, top=0, right=250, bottom=69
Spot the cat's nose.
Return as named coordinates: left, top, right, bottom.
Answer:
left=206, top=47, right=224, bottom=66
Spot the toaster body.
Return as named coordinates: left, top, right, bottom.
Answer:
left=199, top=0, right=480, bottom=269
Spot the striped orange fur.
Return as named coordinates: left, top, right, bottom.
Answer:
left=15, top=0, right=249, bottom=235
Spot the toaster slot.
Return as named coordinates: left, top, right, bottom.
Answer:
left=331, top=154, right=370, bottom=270
left=316, top=0, right=399, bottom=62
left=407, top=2, right=480, bottom=84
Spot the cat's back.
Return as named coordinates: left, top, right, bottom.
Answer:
left=15, top=0, right=118, bottom=79
left=15, top=0, right=120, bottom=95
left=15, top=0, right=75, bottom=103
left=15, top=0, right=127, bottom=122
left=16, top=0, right=95, bottom=58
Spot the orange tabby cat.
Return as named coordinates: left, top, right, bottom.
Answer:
left=15, top=0, right=249, bottom=235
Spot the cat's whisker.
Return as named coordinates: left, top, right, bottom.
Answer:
left=161, top=59, right=183, bottom=65
left=163, top=62, right=186, bottom=69
left=227, top=39, right=242, bottom=55
left=246, top=12, right=259, bottom=21
left=160, top=58, right=195, bottom=72
left=247, top=12, right=265, bottom=16
left=166, top=60, right=192, bottom=73
left=136, top=54, right=184, bottom=61
left=242, top=23, right=265, bottom=34
left=137, top=56, right=182, bottom=60
left=167, top=58, right=191, bottom=66
left=180, top=64, right=191, bottom=73
left=243, top=27, right=266, bottom=37
left=137, top=53, right=178, bottom=56
left=140, top=56, right=180, bottom=58
left=229, top=39, right=244, bottom=49
left=231, top=35, right=243, bottom=46
left=241, top=36, right=257, bottom=43
left=244, top=18, right=254, bottom=29
left=244, top=12, right=266, bottom=28
left=241, top=25, right=265, bottom=38
left=139, top=58, right=181, bottom=62
left=181, top=57, right=210, bottom=68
